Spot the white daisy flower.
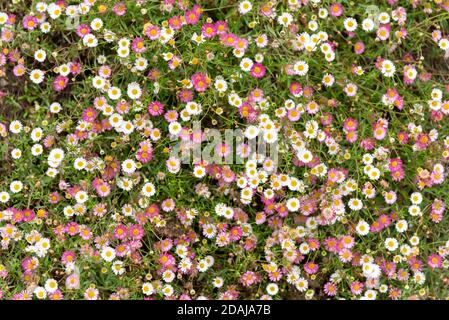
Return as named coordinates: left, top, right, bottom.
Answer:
left=34, top=286, right=47, bottom=300
left=266, top=283, right=279, bottom=296
left=127, top=82, right=142, bottom=100
left=410, top=192, right=423, bottom=205
left=50, top=102, right=62, bottom=114
left=0, top=191, right=10, bottom=203
left=344, top=18, right=358, bottom=32
left=408, top=205, right=421, bottom=217
left=121, top=159, right=137, bottom=174
left=348, top=198, right=363, bottom=211
left=362, top=18, right=375, bottom=32
left=10, top=148, right=21, bottom=160
left=240, top=58, right=254, bottom=72
left=142, top=282, right=154, bottom=295
left=238, top=1, right=253, bottom=15
left=74, top=158, right=87, bottom=170
left=34, top=49, right=47, bottom=62
left=381, top=59, right=396, bottom=77
left=286, top=198, right=300, bottom=212
left=212, top=277, right=224, bottom=288
left=293, top=60, right=309, bottom=76
left=101, top=246, right=116, bottom=262
left=384, top=238, right=398, bottom=252
left=75, top=191, right=88, bottom=204
left=277, top=12, right=293, bottom=27
left=395, top=220, right=408, bottom=233
left=356, top=220, right=370, bottom=236
left=83, top=34, right=98, bottom=47
left=90, top=18, right=103, bottom=31
left=141, top=182, right=156, bottom=197
left=107, top=86, right=122, bottom=100
left=30, top=69, right=45, bottom=84
left=45, top=278, right=58, bottom=293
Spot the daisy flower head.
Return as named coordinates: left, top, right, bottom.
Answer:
left=381, top=59, right=396, bottom=77
left=356, top=220, right=370, bottom=236
left=293, top=60, right=309, bottom=76
left=34, top=49, right=47, bottom=62
left=101, top=246, right=116, bottom=262
left=348, top=198, right=363, bottom=211
left=238, top=1, right=253, bottom=15
left=30, top=69, right=45, bottom=84
left=277, top=12, right=293, bottom=27
left=266, top=283, right=279, bottom=296
left=344, top=18, right=358, bottom=32
left=127, top=82, right=142, bottom=100
left=330, top=3, right=344, bottom=17
left=384, top=238, right=399, bottom=252
left=141, top=182, right=156, bottom=197
left=121, top=159, right=137, bottom=174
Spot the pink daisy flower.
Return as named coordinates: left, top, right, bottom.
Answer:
left=289, top=82, right=302, bottom=97
left=82, top=107, right=97, bottom=122
left=304, top=262, right=319, bottom=275
left=215, top=21, right=228, bottom=34
left=350, top=281, right=364, bottom=295
left=114, top=224, right=128, bottom=240
left=161, top=198, right=175, bottom=212
left=113, top=2, right=127, bottom=16
left=191, top=72, right=209, bottom=92
left=159, top=253, right=176, bottom=267
left=96, top=182, right=111, bottom=197
left=220, top=33, right=238, bottom=47
left=53, top=75, right=69, bottom=91
left=23, top=16, right=38, bottom=31
left=128, top=224, right=144, bottom=240
left=329, top=3, right=344, bottom=17
left=250, top=63, right=266, bottom=78
left=131, top=37, right=146, bottom=53
left=145, top=25, right=161, bottom=40
left=354, top=41, right=365, bottom=54
left=215, top=143, right=231, bottom=157
left=13, top=64, right=26, bottom=77
left=164, top=110, right=179, bottom=123
left=70, top=61, right=82, bottom=75
left=148, top=101, right=165, bottom=116
left=76, top=24, right=91, bottom=38
left=168, top=16, right=183, bottom=30
left=324, top=282, right=337, bottom=296
left=184, top=10, right=200, bottom=25
left=201, top=23, right=217, bottom=38
left=287, top=108, right=301, bottom=122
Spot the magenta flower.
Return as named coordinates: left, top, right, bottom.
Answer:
left=191, top=72, right=209, bottom=92
left=131, top=37, right=146, bottom=53
left=329, top=3, right=344, bottom=17
left=53, top=75, right=69, bottom=91
left=76, top=24, right=91, bottom=38
left=23, top=16, right=38, bottom=31
left=145, top=25, right=160, bottom=40
left=201, top=23, right=217, bottom=38
left=148, top=101, right=165, bottom=116
left=250, top=63, right=266, bottom=78
left=113, top=2, right=127, bottom=16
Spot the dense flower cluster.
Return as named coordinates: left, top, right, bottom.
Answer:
left=1, top=0, right=449, bottom=300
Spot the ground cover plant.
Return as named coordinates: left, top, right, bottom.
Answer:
left=1, top=0, right=449, bottom=300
